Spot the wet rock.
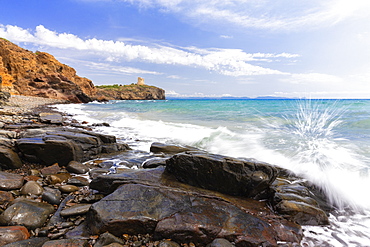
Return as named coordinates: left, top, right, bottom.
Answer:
left=39, top=112, right=63, bottom=124
left=0, top=226, right=30, bottom=246
left=94, top=232, right=125, bottom=247
left=142, top=158, right=167, bottom=168
left=159, top=240, right=180, bottom=247
left=150, top=142, right=197, bottom=154
left=89, top=168, right=110, bottom=179
left=46, top=173, right=72, bottom=185
left=0, top=146, right=22, bottom=169
left=274, top=200, right=329, bottom=225
left=2, top=237, right=49, bottom=247
left=166, top=151, right=277, bottom=198
left=20, top=181, right=44, bottom=196
left=58, top=184, right=79, bottom=193
left=42, top=239, right=89, bottom=247
left=42, top=187, right=62, bottom=205
left=40, top=163, right=61, bottom=176
left=67, top=176, right=89, bottom=186
left=271, top=179, right=329, bottom=226
left=0, top=172, right=24, bottom=190
left=17, top=137, right=83, bottom=167
left=60, top=204, right=91, bottom=217
left=206, top=238, right=234, bottom=247
left=0, top=198, right=54, bottom=229
left=0, top=191, right=14, bottom=204
left=86, top=182, right=301, bottom=246
left=66, top=161, right=89, bottom=174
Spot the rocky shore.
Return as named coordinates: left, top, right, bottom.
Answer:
left=0, top=96, right=333, bottom=246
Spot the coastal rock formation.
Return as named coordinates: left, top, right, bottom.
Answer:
left=95, top=84, right=165, bottom=101
left=0, top=38, right=95, bottom=103
left=88, top=167, right=302, bottom=246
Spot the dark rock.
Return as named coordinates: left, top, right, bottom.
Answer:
left=0, top=146, right=22, bottom=169
left=40, top=163, right=61, bottom=175
left=1, top=237, right=49, bottom=247
left=274, top=200, right=329, bottom=225
left=94, top=232, right=125, bottom=247
left=39, top=112, right=63, bottom=124
left=89, top=168, right=110, bottom=180
left=17, top=137, right=83, bottom=167
left=42, top=187, right=62, bottom=205
left=67, top=176, right=89, bottom=186
left=0, top=191, right=14, bottom=204
left=47, top=194, right=74, bottom=227
left=60, top=204, right=91, bottom=217
left=206, top=238, right=234, bottom=247
left=158, top=240, right=180, bottom=247
left=0, top=226, right=30, bottom=246
left=150, top=142, right=197, bottom=154
left=0, top=198, right=54, bottom=229
left=20, top=181, right=44, bottom=196
left=42, top=239, right=89, bottom=247
left=66, top=161, right=89, bottom=174
left=92, top=122, right=110, bottom=127
left=142, top=158, right=167, bottom=168
left=0, top=172, right=24, bottom=190
left=97, top=161, right=114, bottom=169
left=271, top=178, right=329, bottom=226
left=86, top=183, right=301, bottom=246
left=166, top=151, right=278, bottom=198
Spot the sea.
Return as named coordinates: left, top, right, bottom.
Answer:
left=56, top=98, right=370, bottom=247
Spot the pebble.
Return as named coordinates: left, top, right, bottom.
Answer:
left=59, top=185, right=79, bottom=193
left=41, top=163, right=61, bottom=176
left=66, top=161, right=89, bottom=174
left=42, top=188, right=62, bottom=205
left=20, top=181, right=44, bottom=196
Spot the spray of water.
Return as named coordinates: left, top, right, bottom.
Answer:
left=272, top=100, right=370, bottom=210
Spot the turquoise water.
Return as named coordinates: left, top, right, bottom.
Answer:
left=57, top=99, right=370, bottom=246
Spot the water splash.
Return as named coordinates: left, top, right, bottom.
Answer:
left=266, top=100, right=370, bottom=210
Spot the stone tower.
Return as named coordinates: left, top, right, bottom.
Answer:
left=137, top=77, right=145, bottom=86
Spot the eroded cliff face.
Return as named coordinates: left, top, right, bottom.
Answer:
left=95, top=84, right=165, bottom=101
left=0, top=39, right=96, bottom=103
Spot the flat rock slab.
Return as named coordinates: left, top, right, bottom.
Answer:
left=39, top=112, right=63, bottom=124
left=88, top=167, right=302, bottom=246
left=0, top=172, right=24, bottom=190
left=0, top=198, right=54, bottom=230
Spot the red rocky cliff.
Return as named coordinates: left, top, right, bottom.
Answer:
left=0, top=38, right=96, bottom=103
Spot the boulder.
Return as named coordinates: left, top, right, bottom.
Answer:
left=0, top=226, right=30, bottom=246
left=0, top=172, right=24, bottom=190
left=88, top=167, right=302, bottom=246
left=0, top=198, right=54, bottom=229
left=165, top=151, right=277, bottom=198
left=150, top=142, right=197, bottom=154
left=0, top=146, right=22, bottom=169
left=17, top=137, right=83, bottom=167
left=17, top=128, right=129, bottom=166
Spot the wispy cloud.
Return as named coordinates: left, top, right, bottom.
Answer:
left=104, top=0, right=370, bottom=31
left=0, top=24, right=296, bottom=77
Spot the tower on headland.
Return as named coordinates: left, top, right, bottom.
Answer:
left=137, top=77, right=145, bottom=86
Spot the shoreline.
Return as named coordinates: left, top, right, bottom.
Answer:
left=0, top=95, right=334, bottom=246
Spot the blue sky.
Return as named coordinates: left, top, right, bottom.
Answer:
left=1, top=0, right=370, bottom=98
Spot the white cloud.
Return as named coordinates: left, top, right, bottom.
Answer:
left=0, top=24, right=296, bottom=77
left=106, top=0, right=370, bottom=31
left=283, top=73, right=344, bottom=85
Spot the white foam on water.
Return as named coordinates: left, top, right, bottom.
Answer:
left=54, top=100, right=370, bottom=246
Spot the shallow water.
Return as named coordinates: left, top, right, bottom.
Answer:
left=56, top=99, right=370, bottom=246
